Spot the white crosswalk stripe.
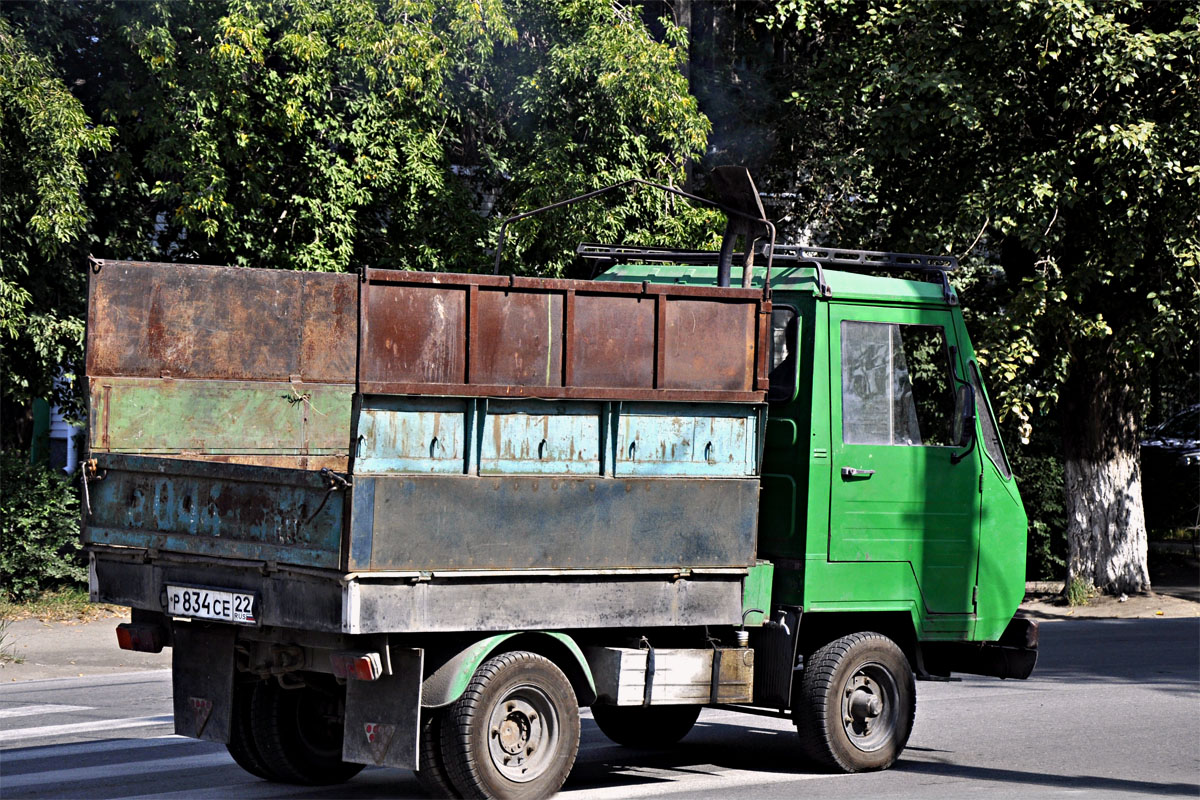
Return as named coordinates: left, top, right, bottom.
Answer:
left=0, top=703, right=94, bottom=719
left=0, top=714, right=173, bottom=744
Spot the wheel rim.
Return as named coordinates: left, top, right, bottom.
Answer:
left=486, top=683, right=560, bottom=783
left=839, top=661, right=899, bottom=753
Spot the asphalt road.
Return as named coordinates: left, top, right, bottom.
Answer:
left=1, top=619, right=1196, bottom=800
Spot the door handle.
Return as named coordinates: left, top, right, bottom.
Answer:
left=841, top=467, right=875, bottom=478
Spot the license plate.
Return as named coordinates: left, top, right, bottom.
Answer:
left=166, top=585, right=257, bottom=625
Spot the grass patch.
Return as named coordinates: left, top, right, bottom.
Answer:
left=0, top=587, right=126, bottom=623
left=1065, top=576, right=1095, bottom=607
left=0, top=618, right=21, bottom=664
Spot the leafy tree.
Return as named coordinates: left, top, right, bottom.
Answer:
left=764, top=1, right=1199, bottom=593
left=1, top=0, right=710, bottom=438
left=0, top=16, right=112, bottom=441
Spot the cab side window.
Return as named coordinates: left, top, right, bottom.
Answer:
left=841, top=321, right=955, bottom=446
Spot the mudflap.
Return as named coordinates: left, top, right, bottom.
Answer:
left=171, top=623, right=236, bottom=742
left=342, top=648, right=423, bottom=770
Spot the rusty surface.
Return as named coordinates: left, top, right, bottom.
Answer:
left=88, top=259, right=356, bottom=383
left=662, top=300, right=756, bottom=391
left=360, top=269, right=770, bottom=403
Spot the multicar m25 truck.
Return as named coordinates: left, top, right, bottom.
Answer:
left=82, top=171, right=1037, bottom=799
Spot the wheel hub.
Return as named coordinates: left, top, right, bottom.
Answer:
left=840, top=663, right=898, bottom=753
left=487, top=688, right=557, bottom=782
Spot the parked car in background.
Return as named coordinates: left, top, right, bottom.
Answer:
left=1141, top=404, right=1200, bottom=532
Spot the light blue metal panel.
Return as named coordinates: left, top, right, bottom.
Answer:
left=356, top=397, right=467, bottom=474
left=479, top=400, right=602, bottom=475
left=614, top=403, right=758, bottom=477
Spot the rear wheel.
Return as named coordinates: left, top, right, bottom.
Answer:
left=250, top=675, right=365, bottom=785
left=590, top=704, right=701, bottom=748
left=440, top=651, right=580, bottom=800
left=226, top=678, right=273, bottom=780
left=415, top=707, right=460, bottom=798
left=794, top=632, right=915, bottom=773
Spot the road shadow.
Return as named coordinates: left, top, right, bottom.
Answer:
left=894, top=758, right=1199, bottom=797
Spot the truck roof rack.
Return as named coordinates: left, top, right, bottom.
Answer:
left=576, top=243, right=960, bottom=304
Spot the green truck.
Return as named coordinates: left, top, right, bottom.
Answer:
left=83, top=172, right=1036, bottom=799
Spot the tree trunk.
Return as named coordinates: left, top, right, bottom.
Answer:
left=1060, top=358, right=1151, bottom=594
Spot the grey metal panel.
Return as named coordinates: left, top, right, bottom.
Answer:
left=361, top=475, right=759, bottom=571
left=89, top=551, right=747, bottom=635
left=91, top=553, right=347, bottom=634
left=171, top=623, right=236, bottom=742
left=343, top=649, right=422, bottom=770
left=352, top=575, right=745, bottom=634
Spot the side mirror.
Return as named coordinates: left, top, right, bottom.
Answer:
left=951, top=383, right=977, bottom=464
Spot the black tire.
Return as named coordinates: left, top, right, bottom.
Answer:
left=226, top=678, right=274, bottom=780
left=415, top=707, right=460, bottom=798
left=440, top=651, right=581, bottom=800
left=794, top=632, right=915, bottom=773
left=249, top=675, right=365, bottom=786
left=590, top=703, right=701, bottom=748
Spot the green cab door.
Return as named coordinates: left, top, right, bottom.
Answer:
left=828, top=303, right=980, bottom=615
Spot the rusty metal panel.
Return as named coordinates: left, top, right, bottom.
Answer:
left=479, top=400, right=601, bottom=475
left=89, top=376, right=351, bottom=460
left=662, top=299, right=756, bottom=391
left=472, top=289, right=563, bottom=387
left=87, top=260, right=356, bottom=383
left=359, top=283, right=467, bottom=386
left=359, top=269, right=770, bottom=403
left=570, top=294, right=656, bottom=389
left=352, top=474, right=758, bottom=571
left=82, top=453, right=344, bottom=570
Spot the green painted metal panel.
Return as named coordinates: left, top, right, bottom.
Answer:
left=422, top=632, right=596, bottom=708
left=741, top=561, right=774, bottom=627
left=90, top=376, right=352, bottom=457
left=826, top=304, right=980, bottom=616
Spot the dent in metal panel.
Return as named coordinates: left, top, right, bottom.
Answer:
left=614, top=403, right=757, bottom=477
left=356, top=397, right=467, bottom=473
left=360, top=284, right=467, bottom=385
left=571, top=294, right=655, bottom=389
left=662, top=299, right=756, bottom=391
left=472, top=290, right=563, bottom=387
left=479, top=400, right=601, bottom=475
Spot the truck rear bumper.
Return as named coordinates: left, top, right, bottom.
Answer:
left=89, top=547, right=750, bottom=635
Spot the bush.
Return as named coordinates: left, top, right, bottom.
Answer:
left=0, top=451, right=86, bottom=601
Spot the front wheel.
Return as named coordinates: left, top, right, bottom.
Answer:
left=794, top=632, right=915, bottom=773
left=440, top=651, right=580, bottom=800
left=590, top=703, right=701, bottom=748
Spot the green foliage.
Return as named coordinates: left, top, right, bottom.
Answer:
left=0, top=15, right=113, bottom=426
left=1065, top=575, right=1094, bottom=607
left=0, top=452, right=86, bottom=601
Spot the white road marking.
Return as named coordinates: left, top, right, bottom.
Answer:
left=0, top=733, right=191, bottom=763
left=562, top=766, right=847, bottom=798
left=0, top=703, right=94, bottom=719
left=0, top=714, right=174, bottom=744
left=0, top=751, right=233, bottom=790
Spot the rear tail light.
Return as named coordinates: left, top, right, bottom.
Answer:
left=330, top=651, right=384, bottom=681
left=115, top=622, right=166, bottom=653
